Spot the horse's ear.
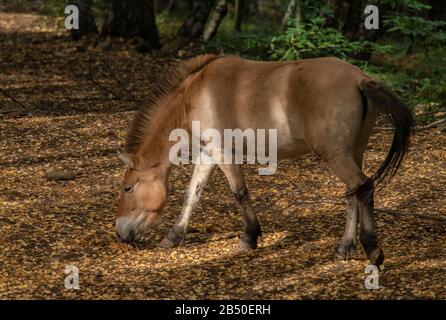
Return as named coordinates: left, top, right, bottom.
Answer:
left=117, top=149, right=134, bottom=169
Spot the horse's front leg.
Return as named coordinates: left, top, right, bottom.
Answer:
left=218, top=164, right=261, bottom=250
left=159, top=161, right=216, bottom=248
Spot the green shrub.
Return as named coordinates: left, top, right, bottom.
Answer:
left=270, top=17, right=388, bottom=60
left=382, top=0, right=446, bottom=57
left=202, top=30, right=272, bottom=59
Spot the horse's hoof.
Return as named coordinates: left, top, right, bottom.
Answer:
left=366, top=247, right=385, bottom=267
left=238, top=240, right=257, bottom=251
left=335, top=241, right=356, bottom=260
left=158, top=237, right=177, bottom=249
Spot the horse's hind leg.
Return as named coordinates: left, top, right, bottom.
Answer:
left=218, top=164, right=261, bottom=250
left=357, top=179, right=384, bottom=266
left=337, top=195, right=359, bottom=260
left=352, top=153, right=384, bottom=265
left=325, top=153, right=384, bottom=264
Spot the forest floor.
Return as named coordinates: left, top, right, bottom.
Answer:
left=1, top=8, right=445, bottom=299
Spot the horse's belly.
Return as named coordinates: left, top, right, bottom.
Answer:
left=255, top=95, right=310, bottom=159
left=277, top=136, right=310, bottom=159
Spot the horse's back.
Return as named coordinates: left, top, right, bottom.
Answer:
left=186, top=55, right=372, bottom=159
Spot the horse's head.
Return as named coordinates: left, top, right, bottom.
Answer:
left=115, top=151, right=168, bottom=242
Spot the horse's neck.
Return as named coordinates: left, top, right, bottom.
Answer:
left=136, top=95, right=186, bottom=171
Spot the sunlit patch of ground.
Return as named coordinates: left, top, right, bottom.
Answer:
left=0, top=7, right=445, bottom=299
left=0, top=12, right=63, bottom=34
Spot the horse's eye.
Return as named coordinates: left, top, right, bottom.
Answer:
left=123, top=185, right=133, bottom=193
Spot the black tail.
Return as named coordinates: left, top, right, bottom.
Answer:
left=355, top=79, right=415, bottom=194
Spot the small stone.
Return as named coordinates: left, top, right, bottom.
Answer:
left=45, top=170, right=75, bottom=181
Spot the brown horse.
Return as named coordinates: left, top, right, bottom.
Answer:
left=115, top=54, right=414, bottom=266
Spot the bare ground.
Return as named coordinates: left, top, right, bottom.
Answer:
left=0, top=10, right=445, bottom=299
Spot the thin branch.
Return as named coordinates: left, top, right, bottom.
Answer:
left=55, top=96, right=142, bottom=108
left=416, top=108, right=445, bottom=117
left=276, top=173, right=301, bottom=189
left=294, top=200, right=344, bottom=206
left=88, top=58, right=122, bottom=100
left=374, top=208, right=446, bottom=221
left=376, top=118, right=446, bottom=131
left=415, top=118, right=446, bottom=130
left=103, top=57, right=139, bottom=102
left=0, top=87, right=29, bottom=110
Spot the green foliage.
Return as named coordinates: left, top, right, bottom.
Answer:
left=156, top=11, right=185, bottom=40
left=384, top=15, right=446, bottom=44
left=376, top=0, right=446, bottom=110
left=384, top=0, right=431, bottom=12
left=360, top=47, right=445, bottom=112
left=270, top=17, right=389, bottom=60
left=382, top=0, right=446, bottom=58
left=295, top=0, right=336, bottom=22
left=204, top=17, right=390, bottom=61
left=203, top=30, right=272, bottom=59
left=45, top=0, right=67, bottom=16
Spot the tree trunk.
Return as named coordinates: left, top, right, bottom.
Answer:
left=342, top=0, right=380, bottom=60
left=281, top=0, right=302, bottom=31
left=104, top=0, right=160, bottom=49
left=335, top=0, right=350, bottom=31
left=202, top=0, right=228, bottom=42
left=69, top=0, right=97, bottom=40
left=178, top=0, right=214, bottom=38
left=295, top=0, right=302, bottom=28
left=281, top=0, right=295, bottom=30
left=234, top=0, right=244, bottom=32
left=342, top=0, right=363, bottom=38
left=165, top=0, right=175, bottom=14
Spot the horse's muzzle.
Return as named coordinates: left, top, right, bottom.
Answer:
left=115, top=211, right=157, bottom=243
left=115, top=216, right=142, bottom=242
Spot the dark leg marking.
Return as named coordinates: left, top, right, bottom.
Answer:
left=233, top=186, right=262, bottom=250
left=357, top=178, right=384, bottom=266
left=163, top=225, right=187, bottom=246
left=233, top=186, right=249, bottom=204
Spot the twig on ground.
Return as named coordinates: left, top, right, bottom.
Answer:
left=0, top=87, right=29, bottom=110
left=374, top=208, right=446, bottom=221
left=55, top=96, right=143, bottom=108
left=416, top=108, right=445, bottom=117
left=414, top=118, right=446, bottom=130
left=104, top=58, right=139, bottom=102
left=88, top=58, right=122, bottom=100
left=376, top=118, right=446, bottom=131
left=276, top=173, right=301, bottom=189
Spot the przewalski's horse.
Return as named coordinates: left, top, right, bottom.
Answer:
left=116, top=54, right=414, bottom=266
